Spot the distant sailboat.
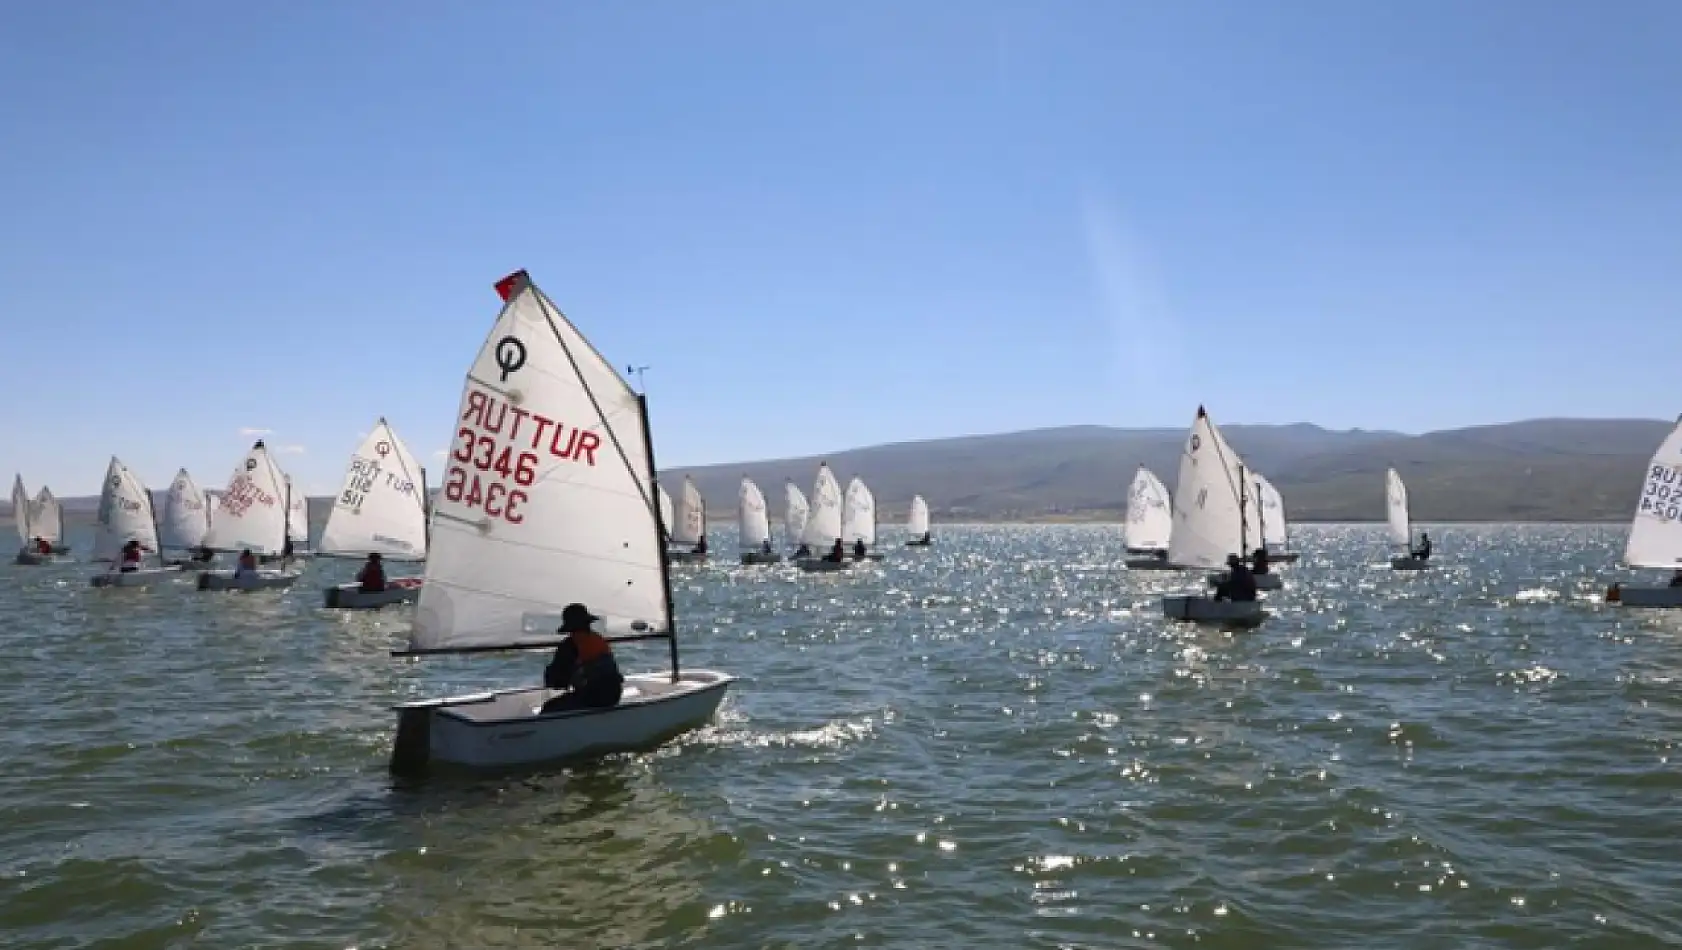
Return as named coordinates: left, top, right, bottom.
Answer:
left=1386, top=469, right=1430, bottom=571
left=388, top=269, right=732, bottom=773
left=90, top=458, right=177, bottom=588
left=905, top=494, right=932, bottom=546
left=657, top=482, right=675, bottom=543
left=1253, top=473, right=1298, bottom=563
left=1606, top=416, right=1682, bottom=607
left=668, top=476, right=709, bottom=563
left=160, top=469, right=215, bottom=567
left=12, top=476, right=62, bottom=564
left=784, top=480, right=809, bottom=554
left=197, top=440, right=302, bottom=591
left=1160, top=407, right=1268, bottom=627
left=739, top=477, right=781, bottom=564
left=1123, top=466, right=1180, bottom=571
left=842, top=476, right=884, bottom=561
left=796, top=463, right=851, bottom=573
left=320, top=419, right=430, bottom=609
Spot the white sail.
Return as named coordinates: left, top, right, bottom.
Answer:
left=320, top=419, right=429, bottom=559
left=784, top=481, right=809, bottom=548
left=1254, top=473, right=1287, bottom=549
left=907, top=494, right=930, bottom=535
left=285, top=477, right=309, bottom=548
left=1124, top=467, right=1172, bottom=551
left=658, top=483, right=674, bottom=542
left=93, top=457, right=160, bottom=562
left=12, top=475, right=30, bottom=545
left=1166, top=407, right=1254, bottom=570
left=841, top=476, right=876, bottom=546
left=1624, top=417, right=1682, bottom=569
left=1385, top=468, right=1411, bottom=547
left=738, top=477, right=771, bottom=549
left=410, top=271, right=668, bottom=653
left=205, top=441, right=291, bottom=555
left=33, top=487, right=63, bottom=545
left=671, top=476, right=705, bottom=547
left=801, top=464, right=843, bottom=548
left=160, top=469, right=212, bottom=550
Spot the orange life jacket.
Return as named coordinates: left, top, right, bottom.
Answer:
left=572, top=631, right=612, bottom=662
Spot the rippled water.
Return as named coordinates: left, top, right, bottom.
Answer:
left=5, top=524, right=1682, bottom=948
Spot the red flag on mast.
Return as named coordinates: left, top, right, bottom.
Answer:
left=493, top=269, right=531, bottom=302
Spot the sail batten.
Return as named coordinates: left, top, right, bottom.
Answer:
left=409, top=274, right=669, bottom=653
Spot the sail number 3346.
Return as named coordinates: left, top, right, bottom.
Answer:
left=445, top=441, right=537, bottom=523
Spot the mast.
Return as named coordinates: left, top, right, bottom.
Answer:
left=637, top=392, right=680, bottom=681
left=1254, top=476, right=1266, bottom=554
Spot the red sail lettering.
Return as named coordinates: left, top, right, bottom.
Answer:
left=462, top=390, right=487, bottom=428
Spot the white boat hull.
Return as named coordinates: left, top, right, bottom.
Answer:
left=1206, top=571, right=1284, bottom=591
left=1161, top=595, right=1267, bottom=628
left=1391, top=556, right=1430, bottom=571
left=797, top=558, right=853, bottom=573
left=1610, top=585, right=1682, bottom=608
left=197, top=570, right=300, bottom=591
left=14, top=550, right=63, bottom=565
left=739, top=552, right=783, bottom=565
left=392, top=670, right=733, bottom=771
left=90, top=567, right=180, bottom=588
left=324, top=578, right=421, bottom=609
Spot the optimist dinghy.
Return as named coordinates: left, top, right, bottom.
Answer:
left=388, top=269, right=732, bottom=774
left=12, top=476, right=65, bottom=565
left=159, top=469, right=216, bottom=567
left=1606, top=415, right=1682, bottom=608
left=1159, top=407, right=1268, bottom=628
left=842, top=476, right=886, bottom=561
left=1123, top=466, right=1183, bottom=569
left=665, top=476, right=709, bottom=564
left=319, top=418, right=429, bottom=609
left=795, top=463, right=853, bottom=573
left=738, top=477, right=782, bottom=564
left=904, top=494, right=932, bottom=546
left=196, top=441, right=302, bottom=591
left=1385, top=469, right=1430, bottom=571
left=88, top=457, right=178, bottom=588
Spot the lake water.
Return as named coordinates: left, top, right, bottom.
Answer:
left=3, top=523, right=1680, bottom=949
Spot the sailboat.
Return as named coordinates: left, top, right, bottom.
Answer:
left=1212, top=472, right=1285, bottom=591
left=1123, top=466, right=1180, bottom=570
left=89, top=458, right=176, bottom=588
left=784, top=480, right=809, bottom=554
left=197, top=440, right=302, bottom=591
left=388, top=269, right=732, bottom=774
left=1386, top=468, right=1428, bottom=571
left=321, top=419, right=430, bottom=609
left=842, top=476, right=884, bottom=561
left=275, top=477, right=313, bottom=560
left=1606, top=416, right=1682, bottom=607
left=796, top=463, right=851, bottom=572
left=35, top=487, right=68, bottom=554
left=1160, top=407, right=1268, bottom=627
left=905, top=494, right=932, bottom=546
left=657, top=482, right=674, bottom=543
left=12, top=476, right=62, bottom=564
left=738, top=477, right=781, bottom=564
left=1254, top=473, right=1299, bottom=563
left=160, top=469, right=216, bottom=567
left=667, top=476, right=709, bottom=563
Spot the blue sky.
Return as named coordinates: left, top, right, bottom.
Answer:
left=2, top=1, right=1678, bottom=495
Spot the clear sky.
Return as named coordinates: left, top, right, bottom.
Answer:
left=2, top=1, right=1678, bottom=495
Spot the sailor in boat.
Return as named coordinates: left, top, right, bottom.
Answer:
left=852, top=538, right=868, bottom=560
left=760, top=538, right=774, bottom=556
left=33, top=536, right=51, bottom=556
left=118, top=539, right=143, bottom=573
left=693, top=535, right=708, bottom=556
left=1412, top=532, right=1432, bottom=562
left=1250, top=546, right=1271, bottom=576
left=233, top=549, right=259, bottom=580
left=540, top=603, right=625, bottom=714
left=357, top=553, right=386, bottom=593
left=190, top=544, right=215, bottom=564
left=1211, top=554, right=1258, bottom=603
left=918, top=531, right=931, bottom=546
left=794, top=543, right=812, bottom=558
left=822, top=538, right=845, bottom=564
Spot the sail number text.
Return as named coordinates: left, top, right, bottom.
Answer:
left=220, top=473, right=276, bottom=520
left=1640, top=464, right=1682, bottom=522
left=442, top=387, right=604, bottom=524
left=341, top=459, right=416, bottom=513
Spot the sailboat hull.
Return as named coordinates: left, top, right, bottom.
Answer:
left=14, top=550, right=63, bottom=565
left=1269, top=552, right=1301, bottom=564
left=1206, top=571, right=1284, bottom=591
left=1126, top=557, right=1184, bottom=571
left=1610, top=586, right=1682, bottom=608
left=324, top=578, right=422, bottom=609
left=90, top=567, right=180, bottom=588
left=198, top=570, right=300, bottom=591
left=1390, top=556, right=1430, bottom=571
left=1160, top=595, right=1267, bottom=628
left=739, top=552, right=783, bottom=565
left=395, top=670, right=733, bottom=771
left=797, top=558, right=853, bottom=573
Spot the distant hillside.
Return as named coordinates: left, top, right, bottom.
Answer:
left=8, top=418, right=1670, bottom=524
left=657, top=417, right=1670, bottom=523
